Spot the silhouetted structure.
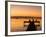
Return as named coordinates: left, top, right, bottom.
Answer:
left=11, top=16, right=41, bottom=31
left=26, top=18, right=36, bottom=31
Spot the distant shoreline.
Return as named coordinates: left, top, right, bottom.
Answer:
left=11, top=16, right=41, bottom=19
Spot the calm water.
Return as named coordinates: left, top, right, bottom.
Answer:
left=10, top=18, right=42, bottom=32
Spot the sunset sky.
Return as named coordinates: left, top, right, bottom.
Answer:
left=10, top=5, right=42, bottom=32
left=10, top=5, right=42, bottom=17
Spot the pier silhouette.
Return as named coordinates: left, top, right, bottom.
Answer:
left=11, top=16, right=41, bottom=31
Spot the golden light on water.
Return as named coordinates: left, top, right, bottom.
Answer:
left=10, top=5, right=42, bottom=32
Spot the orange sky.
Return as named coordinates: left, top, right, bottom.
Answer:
left=10, top=5, right=42, bottom=32
left=10, top=5, right=42, bottom=17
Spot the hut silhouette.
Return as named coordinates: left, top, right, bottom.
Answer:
left=26, top=18, right=36, bottom=31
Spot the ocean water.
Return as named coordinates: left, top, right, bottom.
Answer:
left=10, top=18, right=42, bottom=32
